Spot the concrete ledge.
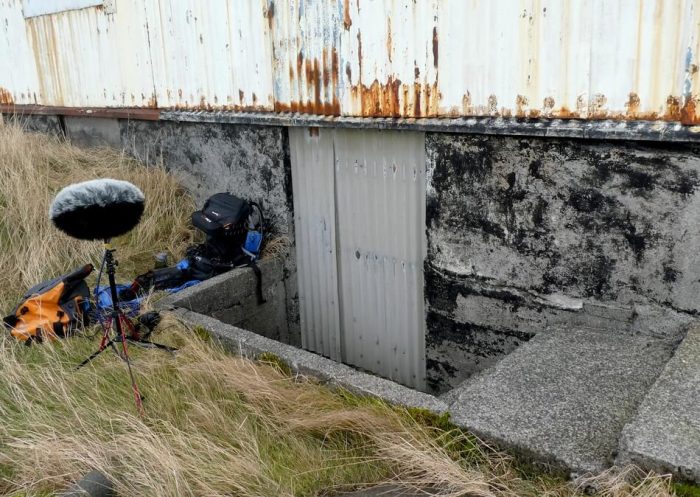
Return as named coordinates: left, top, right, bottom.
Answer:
left=156, top=258, right=289, bottom=341
left=617, top=326, right=700, bottom=484
left=172, top=308, right=448, bottom=414
left=446, top=328, right=677, bottom=474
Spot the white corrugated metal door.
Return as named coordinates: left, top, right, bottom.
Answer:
left=290, top=128, right=427, bottom=390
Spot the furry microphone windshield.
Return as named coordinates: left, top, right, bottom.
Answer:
left=49, top=179, right=145, bottom=240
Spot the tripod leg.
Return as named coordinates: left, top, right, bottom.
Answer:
left=115, top=313, right=145, bottom=417
left=76, top=344, right=111, bottom=370
left=127, top=339, right=178, bottom=352
left=75, top=318, right=113, bottom=370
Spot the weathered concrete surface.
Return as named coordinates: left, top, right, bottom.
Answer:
left=172, top=308, right=448, bottom=414
left=426, top=133, right=700, bottom=392
left=164, top=110, right=700, bottom=144
left=121, top=120, right=293, bottom=236
left=159, top=258, right=289, bottom=342
left=1, top=112, right=63, bottom=136
left=617, top=326, right=700, bottom=483
left=64, top=116, right=121, bottom=149
left=121, top=119, right=300, bottom=344
left=446, top=328, right=678, bottom=474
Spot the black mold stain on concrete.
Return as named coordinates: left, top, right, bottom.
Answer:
left=120, top=120, right=291, bottom=237
left=425, top=133, right=700, bottom=390
left=426, top=310, right=533, bottom=394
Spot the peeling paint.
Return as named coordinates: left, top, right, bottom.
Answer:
left=349, top=78, right=440, bottom=118
left=0, top=87, right=14, bottom=105
left=4, top=0, right=700, bottom=123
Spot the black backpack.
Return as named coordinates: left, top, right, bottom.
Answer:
left=126, top=193, right=266, bottom=302
left=189, top=193, right=264, bottom=270
left=188, top=193, right=266, bottom=302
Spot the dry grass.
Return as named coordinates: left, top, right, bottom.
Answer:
left=0, top=318, right=679, bottom=497
left=0, top=123, right=197, bottom=312
left=0, top=124, right=683, bottom=496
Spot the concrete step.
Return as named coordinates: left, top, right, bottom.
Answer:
left=445, top=328, right=677, bottom=474
left=617, top=326, right=700, bottom=484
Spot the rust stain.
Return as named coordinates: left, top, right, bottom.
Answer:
left=265, top=1, right=275, bottom=30
left=681, top=97, right=698, bottom=124
left=387, top=17, right=392, bottom=63
left=576, top=95, right=587, bottom=117
left=626, top=92, right=640, bottom=119
left=357, top=30, right=363, bottom=81
left=345, top=62, right=352, bottom=83
left=349, top=77, right=440, bottom=117
left=238, top=90, right=244, bottom=104
left=414, top=67, right=420, bottom=79
left=331, top=48, right=339, bottom=88
left=413, top=82, right=420, bottom=117
left=0, top=87, right=14, bottom=105
left=432, top=27, right=439, bottom=68
left=515, top=95, right=529, bottom=117
left=276, top=50, right=340, bottom=116
left=666, top=95, right=681, bottom=121
left=554, top=106, right=579, bottom=119
left=309, top=127, right=319, bottom=137
left=252, top=93, right=258, bottom=106
left=343, top=0, right=352, bottom=30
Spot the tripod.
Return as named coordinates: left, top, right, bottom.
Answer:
left=76, top=243, right=175, bottom=415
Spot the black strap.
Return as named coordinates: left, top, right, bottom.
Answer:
left=249, top=261, right=266, bottom=305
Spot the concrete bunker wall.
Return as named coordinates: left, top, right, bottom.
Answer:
left=5, top=112, right=699, bottom=394
left=425, top=133, right=700, bottom=392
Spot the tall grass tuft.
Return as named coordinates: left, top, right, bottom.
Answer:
left=0, top=123, right=196, bottom=313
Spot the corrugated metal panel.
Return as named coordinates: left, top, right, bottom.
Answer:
left=290, top=127, right=342, bottom=360
left=334, top=129, right=426, bottom=389
left=290, top=127, right=426, bottom=389
left=23, top=0, right=103, bottom=19
left=3, top=0, right=700, bottom=123
left=144, top=0, right=274, bottom=110
left=272, top=0, right=341, bottom=114
left=0, top=0, right=40, bottom=104
left=24, top=1, right=155, bottom=107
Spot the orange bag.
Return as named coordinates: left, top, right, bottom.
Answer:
left=3, top=264, right=93, bottom=344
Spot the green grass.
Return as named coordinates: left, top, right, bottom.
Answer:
left=675, top=483, right=700, bottom=497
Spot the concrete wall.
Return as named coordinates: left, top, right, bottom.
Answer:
left=162, top=258, right=290, bottom=342
left=119, top=120, right=301, bottom=346
left=425, top=133, right=699, bottom=393
left=2, top=113, right=64, bottom=136
left=6, top=111, right=699, bottom=394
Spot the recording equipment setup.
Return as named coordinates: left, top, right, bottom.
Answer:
left=49, top=178, right=172, bottom=415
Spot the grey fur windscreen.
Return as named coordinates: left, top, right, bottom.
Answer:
left=49, top=179, right=145, bottom=240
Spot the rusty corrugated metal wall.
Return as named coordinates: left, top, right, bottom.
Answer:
left=2, top=0, right=700, bottom=123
